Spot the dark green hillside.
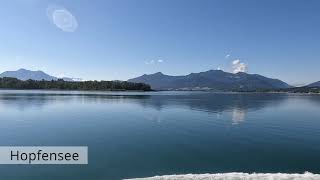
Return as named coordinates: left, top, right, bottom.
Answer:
left=0, top=77, right=151, bottom=91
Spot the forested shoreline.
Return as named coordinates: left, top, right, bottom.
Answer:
left=0, top=77, right=151, bottom=91
left=247, top=87, right=320, bottom=94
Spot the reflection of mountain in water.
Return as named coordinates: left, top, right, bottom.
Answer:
left=135, top=93, right=289, bottom=113
left=0, top=91, right=294, bottom=124
left=134, top=93, right=291, bottom=124
left=0, top=93, right=59, bottom=111
left=0, top=92, right=151, bottom=111
left=0, top=91, right=290, bottom=112
left=232, top=109, right=246, bottom=125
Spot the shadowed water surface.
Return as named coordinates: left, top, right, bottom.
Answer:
left=0, top=90, right=319, bottom=180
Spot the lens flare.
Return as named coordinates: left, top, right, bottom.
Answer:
left=47, top=5, right=78, bottom=32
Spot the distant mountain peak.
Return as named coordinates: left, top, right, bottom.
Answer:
left=17, top=68, right=43, bottom=73
left=235, top=71, right=247, bottom=75
left=153, top=72, right=164, bottom=75
left=17, top=68, right=27, bottom=71
left=0, top=68, right=78, bottom=82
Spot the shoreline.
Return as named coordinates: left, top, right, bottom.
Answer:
left=0, top=89, right=319, bottom=95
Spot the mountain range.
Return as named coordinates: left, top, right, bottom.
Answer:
left=307, top=81, right=320, bottom=87
left=1, top=68, right=319, bottom=91
left=128, top=70, right=293, bottom=91
left=0, top=69, right=79, bottom=81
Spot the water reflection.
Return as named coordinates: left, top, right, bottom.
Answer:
left=0, top=91, right=292, bottom=125
left=0, top=92, right=289, bottom=110
left=136, top=93, right=289, bottom=113
left=0, top=92, right=150, bottom=110
left=232, top=108, right=246, bottom=125
left=136, top=93, right=290, bottom=125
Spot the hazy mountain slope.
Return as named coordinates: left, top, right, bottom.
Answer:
left=0, top=69, right=57, bottom=81
left=307, top=81, right=320, bottom=87
left=0, top=69, right=76, bottom=81
left=128, top=70, right=291, bottom=91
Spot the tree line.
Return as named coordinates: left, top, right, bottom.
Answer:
left=237, top=87, right=320, bottom=94
left=0, top=77, right=151, bottom=91
left=272, top=87, right=320, bottom=94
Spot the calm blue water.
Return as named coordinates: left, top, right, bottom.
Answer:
left=0, top=90, right=319, bottom=180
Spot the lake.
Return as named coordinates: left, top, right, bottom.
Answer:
left=0, top=90, right=319, bottom=180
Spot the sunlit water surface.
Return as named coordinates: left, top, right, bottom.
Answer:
left=0, top=90, right=319, bottom=180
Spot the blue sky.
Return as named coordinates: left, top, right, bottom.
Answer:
left=1, top=0, right=319, bottom=85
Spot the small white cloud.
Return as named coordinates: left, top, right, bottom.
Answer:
left=232, top=59, right=240, bottom=65
left=217, top=67, right=221, bottom=70
left=145, top=60, right=155, bottom=65
left=145, top=59, right=164, bottom=65
left=225, top=54, right=230, bottom=58
left=232, top=59, right=247, bottom=73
